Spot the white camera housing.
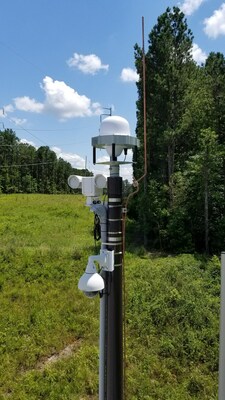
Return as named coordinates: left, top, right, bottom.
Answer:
left=78, top=260, right=104, bottom=298
left=78, top=250, right=114, bottom=298
left=82, top=177, right=102, bottom=197
left=67, top=175, right=82, bottom=189
left=68, top=175, right=107, bottom=197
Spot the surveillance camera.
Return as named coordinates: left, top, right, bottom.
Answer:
left=94, top=174, right=107, bottom=189
left=68, top=175, right=82, bottom=189
left=78, top=260, right=104, bottom=298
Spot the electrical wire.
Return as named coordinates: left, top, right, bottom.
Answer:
left=15, top=128, right=78, bottom=132
left=0, top=161, right=55, bottom=168
left=0, top=40, right=93, bottom=166
left=94, top=214, right=101, bottom=242
left=0, top=39, right=46, bottom=75
left=0, top=41, right=51, bottom=147
left=0, top=41, right=90, bottom=150
left=0, top=39, right=59, bottom=148
left=0, top=134, right=89, bottom=149
left=3, top=114, right=49, bottom=146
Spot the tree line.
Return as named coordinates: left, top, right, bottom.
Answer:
left=0, top=129, right=90, bottom=194
left=132, top=6, right=225, bottom=254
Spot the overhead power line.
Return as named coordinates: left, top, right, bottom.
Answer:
left=15, top=128, right=77, bottom=132
left=0, top=39, right=46, bottom=75
left=2, top=113, right=49, bottom=146
left=0, top=161, right=56, bottom=169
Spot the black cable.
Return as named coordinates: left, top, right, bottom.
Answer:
left=94, top=213, right=101, bottom=241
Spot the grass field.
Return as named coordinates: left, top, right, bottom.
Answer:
left=0, top=194, right=220, bottom=399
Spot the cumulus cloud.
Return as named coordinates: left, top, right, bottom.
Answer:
left=179, top=0, right=206, bottom=15
left=120, top=68, right=139, bottom=83
left=14, top=76, right=102, bottom=120
left=51, top=146, right=85, bottom=169
left=41, top=76, right=102, bottom=119
left=67, top=53, right=109, bottom=75
left=204, top=3, right=225, bottom=38
left=191, top=43, right=207, bottom=64
left=14, top=96, right=44, bottom=113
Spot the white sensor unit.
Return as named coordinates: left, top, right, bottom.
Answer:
left=78, top=249, right=114, bottom=298
left=99, top=116, right=130, bottom=157
left=81, top=177, right=102, bottom=197
left=68, top=174, right=106, bottom=196
left=68, top=175, right=82, bottom=189
left=78, top=260, right=104, bottom=298
left=95, top=174, right=107, bottom=189
left=92, top=115, right=139, bottom=165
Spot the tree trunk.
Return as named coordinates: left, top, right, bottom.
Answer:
left=204, top=159, right=209, bottom=254
left=168, top=138, right=175, bottom=205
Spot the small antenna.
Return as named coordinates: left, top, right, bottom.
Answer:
left=100, top=107, right=112, bottom=123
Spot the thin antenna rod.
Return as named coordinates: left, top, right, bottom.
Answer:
left=100, top=107, right=112, bottom=123
left=142, top=16, right=147, bottom=178
left=124, top=15, right=147, bottom=207
left=122, top=16, right=148, bottom=398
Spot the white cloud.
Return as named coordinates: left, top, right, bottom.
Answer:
left=14, top=96, right=44, bottom=113
left=120, top=164, right=133, bottom=182
left=41, top=76, right=102, bottom=119
left=67, top=53, right=109, bottom=75
left=179, top=0, right=206, bottom=15
left=96, top=155, right=110, bottom=163
left=204, top=3, right=225, bottom=38
left=10, top=117, right=27, bottom=125
left=0, top=104, right=14, bottom=117
left=90, top=152, right=134, bottom=182
left=4, top=104, right=14, bottom=114
left=51, top=146, right=85, bottom=169
left=92, top=162, right=133, bottom=182
left=120, top=68, right=139, bottom=83
left=90, top=102, right=102, bottom=114
left=14, top=76, right=103, bottom=120
left=20, top=138, right=37, bottom=147
left=191, top=43, right=207, bottom=64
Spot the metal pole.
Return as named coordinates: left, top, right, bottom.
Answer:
left=91, top=115, right=138, bottom=399
left=105, top=164, right=123, bottom=399
left=93, top=204, right=107, bottom=400
left=99, top=278, right=106, bottom=400
left=219, top=252, right=225, bottom=399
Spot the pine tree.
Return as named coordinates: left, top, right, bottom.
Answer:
left=133, top=7, right=194, bottom=248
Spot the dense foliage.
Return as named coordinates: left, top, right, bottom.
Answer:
left=0, top=129, right=91, bottom=194
left=133, top=7, right=225, bottom=254
left=0, top=195, right=220, bottom=399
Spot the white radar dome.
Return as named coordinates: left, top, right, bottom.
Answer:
left=99, top=115, right=130, bottom=136
left=99, top=116, right=130, bottom=157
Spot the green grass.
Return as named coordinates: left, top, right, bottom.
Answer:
left=125, top=253, right=219, bottom=399
left=0, top=194, right=220, bottom=399
left=0, top=194, right=99, bottom=400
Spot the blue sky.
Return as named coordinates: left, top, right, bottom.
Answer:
left=0, top=0, right=225, bottom=181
